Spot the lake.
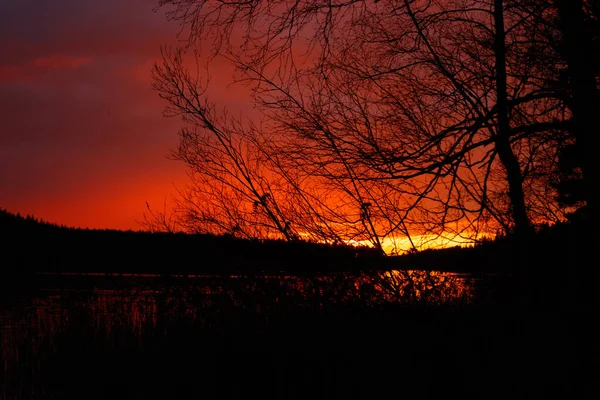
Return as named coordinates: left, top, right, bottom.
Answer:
left=1, top=271, right=481, bottom=399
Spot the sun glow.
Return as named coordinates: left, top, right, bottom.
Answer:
left=344, top=232, right=491, bottom=255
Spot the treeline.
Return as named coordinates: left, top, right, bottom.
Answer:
left=0, top=208, right=384, bottom=275
left=1, top=208, right=590, bottom=277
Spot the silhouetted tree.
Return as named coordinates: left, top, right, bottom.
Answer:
left=152, top=0, right=587, bottom=252
left=552, top=0, right=599, bottom=221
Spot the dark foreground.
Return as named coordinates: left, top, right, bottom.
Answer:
left=1, top=210, right=598, bottom=398
left=0, top=269, right=597, bottom=400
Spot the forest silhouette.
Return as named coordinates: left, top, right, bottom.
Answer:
left=1, top=206, right=589, bottom=277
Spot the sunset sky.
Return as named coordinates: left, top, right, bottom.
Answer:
left=0, top=0, right=241, bottom=230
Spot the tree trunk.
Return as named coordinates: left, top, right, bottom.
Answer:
left=493, top=0, right=532, bottom=239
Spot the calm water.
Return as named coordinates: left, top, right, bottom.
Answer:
left=0, top=271, right=475, bottom=399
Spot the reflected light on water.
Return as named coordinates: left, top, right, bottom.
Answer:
left=366, top=270, right=476, bottom=304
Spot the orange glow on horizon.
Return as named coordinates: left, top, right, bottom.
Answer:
left=0, top=1, right=192, bottom=232
left=2, top=174, right=187, bottom=231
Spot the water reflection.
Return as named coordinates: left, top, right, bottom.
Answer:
left=366, top=270, right=475, bottom=304
left=0, top=271, right=474, bottom=398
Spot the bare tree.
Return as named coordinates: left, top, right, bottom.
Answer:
left=152, top=49, right=302, bottom=240
left=150, top=0, right=578, bottom=252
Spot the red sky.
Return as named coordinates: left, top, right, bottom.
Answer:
left=0, top=0, right=245, bottom=230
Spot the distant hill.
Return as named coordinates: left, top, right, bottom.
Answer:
left=0, top=208, right=384, bottom=275
left=1, top=208, right=588, bottom=276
